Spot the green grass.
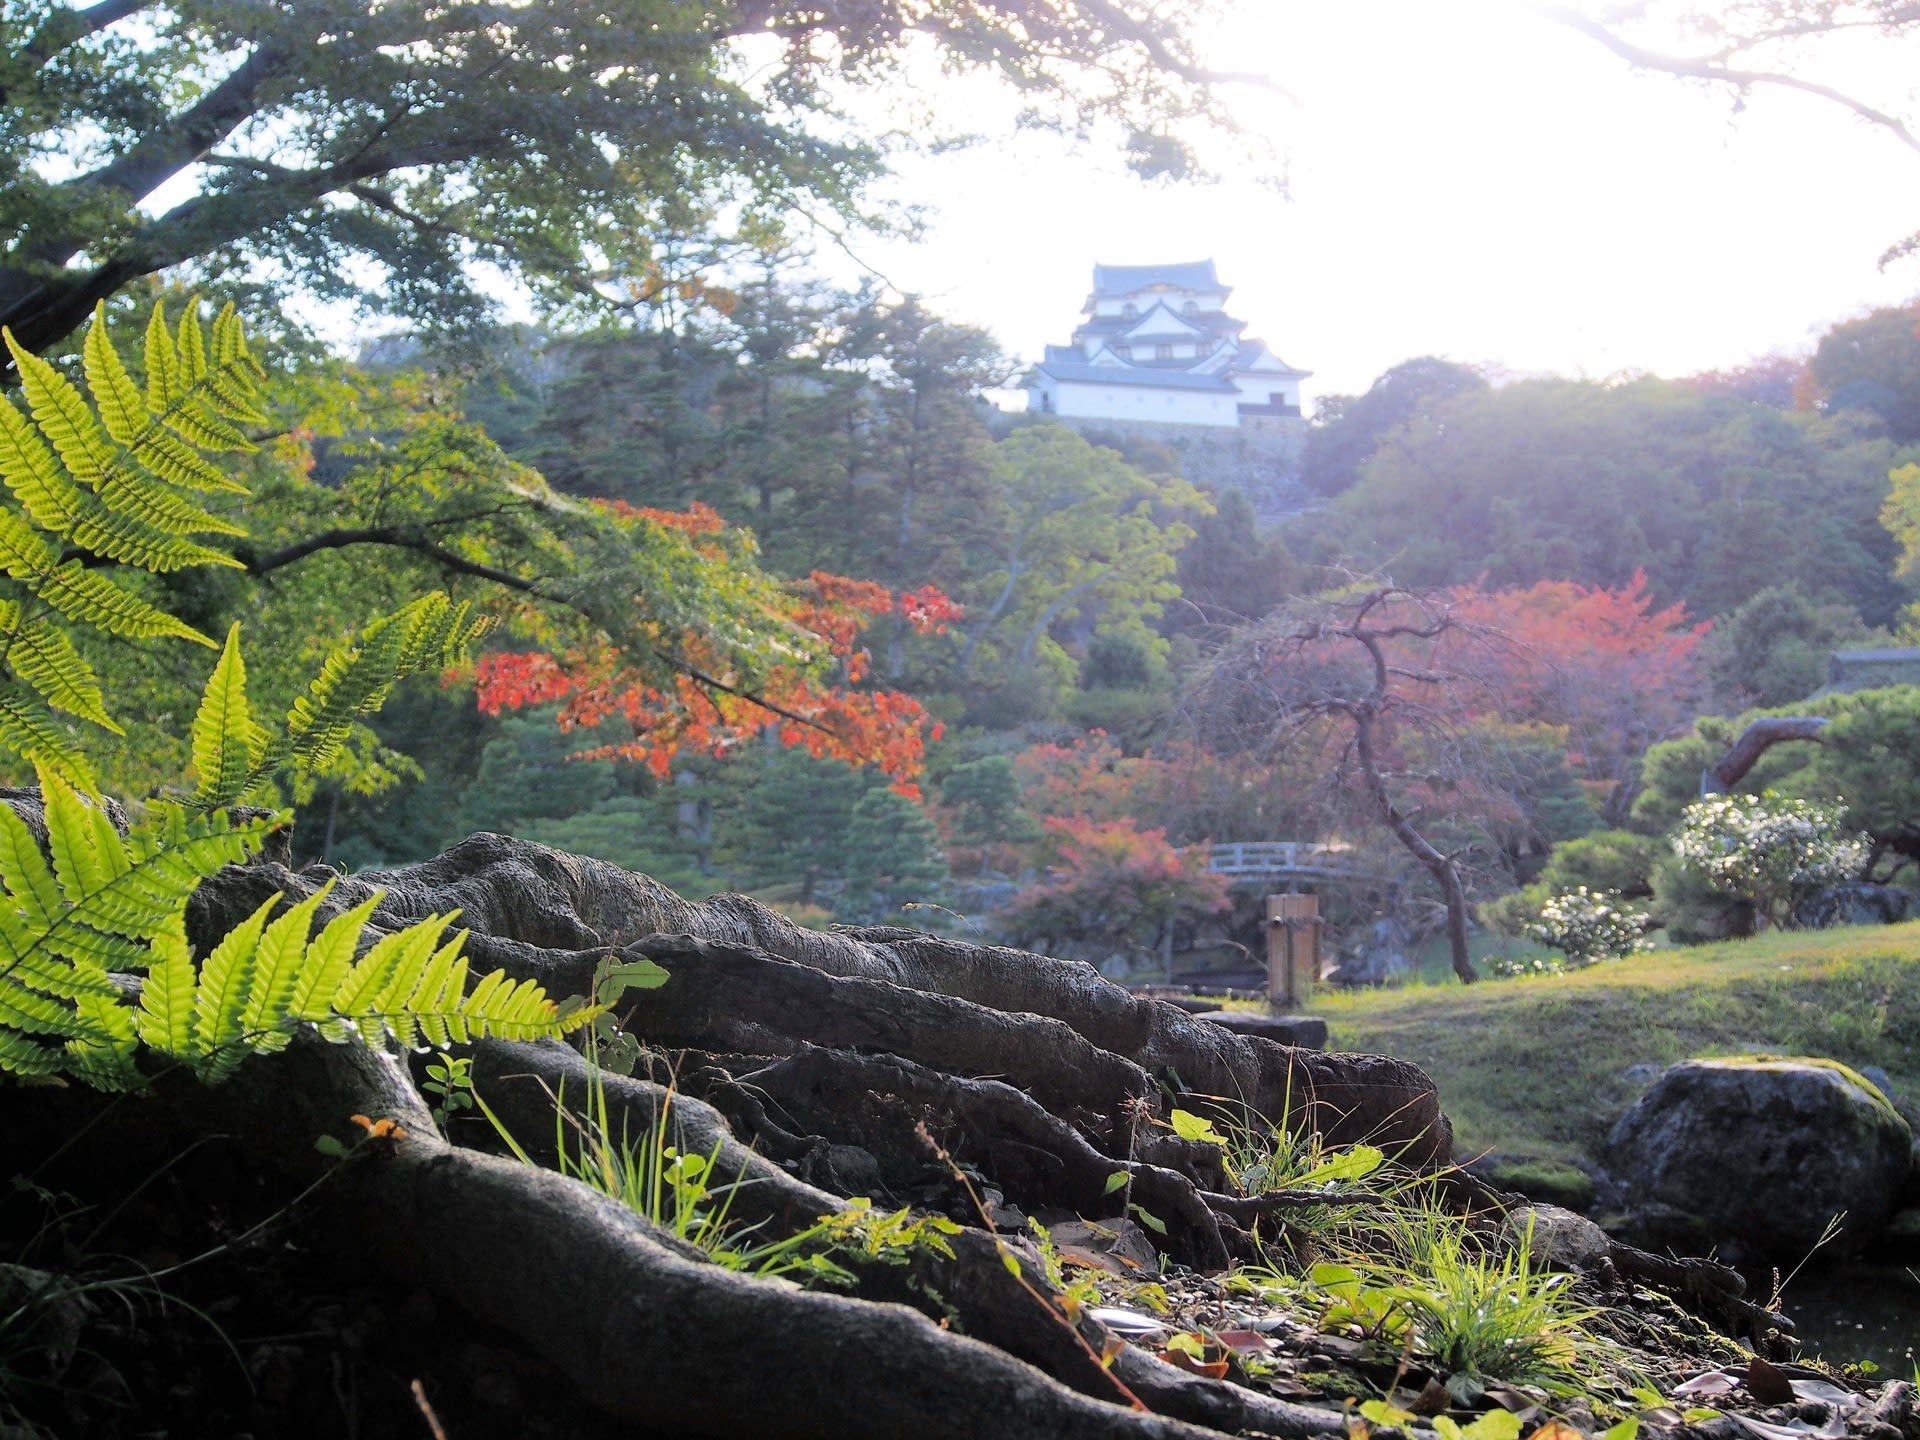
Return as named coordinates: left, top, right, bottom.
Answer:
left=1314, top=923, right=1920, bottom=1164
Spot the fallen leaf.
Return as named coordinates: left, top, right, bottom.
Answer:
left=1524, top=1421, right=1587, bottom=1440
left=1157, top=1347, right=1229, bottom=1380
left=1673, top=1372, right=1742, bottom=1400
left=1213, top=1328, right=1277, bottom=1356
left=1056, top=1243, right=1126, bottom=1275
left=1732, top=1417, right=1850, bottom=1440
left=1087, top=1307, right=1165, bottom=1336
left=1747, top=1357, right=1796, bottom=1407
left=1787, top=1379, right=1865, bottom=1411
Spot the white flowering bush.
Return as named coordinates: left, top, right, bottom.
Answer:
left=1524, top=886, right=1650, bottom=966
left=1670, top=792, right=1867, bottom=931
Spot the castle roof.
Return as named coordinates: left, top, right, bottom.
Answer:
left=1090, top=260, right=1224, bottom=297
left=1030, top=359, right=1238, bottom=392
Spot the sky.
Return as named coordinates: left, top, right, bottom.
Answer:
left=819, top=1, right=1920, bottom=406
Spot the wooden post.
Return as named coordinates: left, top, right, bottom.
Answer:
left=1265, top=894, right=1320, bottom=1010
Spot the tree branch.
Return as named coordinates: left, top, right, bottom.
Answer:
left=1544, top=5, right=1920, bottom=159
left=1702, top=715, right=1831, bottom=795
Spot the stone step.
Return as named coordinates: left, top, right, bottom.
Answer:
left=1199, top=1011, right=1329, bottom=1050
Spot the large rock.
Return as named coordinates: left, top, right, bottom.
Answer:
left=1793, top=882, right=1913, bottom=929
left=1607, top=1057, right=1913, bottom=1258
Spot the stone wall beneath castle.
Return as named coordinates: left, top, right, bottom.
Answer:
left=1044, top=414, right=1313, bottom=522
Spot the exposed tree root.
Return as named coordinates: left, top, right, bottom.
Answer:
left=41, top=828, right=1770, bottom=1435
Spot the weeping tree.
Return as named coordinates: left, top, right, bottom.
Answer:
left=1184, top=584, right=1523, bottom=985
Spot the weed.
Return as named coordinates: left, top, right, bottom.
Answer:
left=1351, top=1210, right=1601, bottom=1401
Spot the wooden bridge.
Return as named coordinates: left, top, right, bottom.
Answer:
left=1200, top=841, right=1361, bottom=884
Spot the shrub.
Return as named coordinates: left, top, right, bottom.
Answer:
left=1671, top=792, right=1867, bottom=930
left=1524, top=887, right=1650, bottom=966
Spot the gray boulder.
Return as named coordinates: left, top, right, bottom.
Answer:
left=1607, top=1057, right=1912, bottom=1258
left=1793, top=882, right=1913, bottom=929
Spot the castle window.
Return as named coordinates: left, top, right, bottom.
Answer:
left=1122, top=303, right=1138, bottom=318
left=1155, top=343, right=1173, bottom=360
left=1182, top=300, right=1197, bottom=316
left=1115, top=344, right=1132, bottom=359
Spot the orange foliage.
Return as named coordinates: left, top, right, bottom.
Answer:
left=1447, top=570, right=1709, bottom=808
left=472, top=507, right=960, bottom=793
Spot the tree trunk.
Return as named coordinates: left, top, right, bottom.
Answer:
left=1702, top=715, right=1830, bottom=794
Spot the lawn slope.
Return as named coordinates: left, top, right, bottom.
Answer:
left=1314, top=924, right=1920, bottom=1164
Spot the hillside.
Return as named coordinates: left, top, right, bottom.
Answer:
left=1315, top=924, right=1920, bottom=1164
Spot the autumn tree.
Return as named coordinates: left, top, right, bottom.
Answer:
left=1186, top=584, right=1499, bottom=983
left=998, top=815, right=1229, bottom=970
left=1445, top=572, right=1710, bottom=823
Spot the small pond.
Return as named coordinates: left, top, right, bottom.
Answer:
left=1782, top=1261, right=1919, bottom=1371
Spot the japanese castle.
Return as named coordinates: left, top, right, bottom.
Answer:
left=1026, top=260, right=1308, bottom=430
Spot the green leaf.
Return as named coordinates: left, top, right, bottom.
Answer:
left=1461, top=1411, right=1523, bottom=1440
left=190, top=893, right=278, bottom=1060
left=236, top=882, right=334, bottom=1054
left=596, top=957, right=670, bottom=1002
left=287, top=892, right=382, bottom=1024
left=1102, top=1170, right=1130, bottom=1195
left=144, top=305, right=179, bottom=412
left=1294, top=1144, right=1385, bottom=1187
left=9, top=332, right=111, bottom=493
left=1168, top=1108, right=1226, bottom=1145
left=1128, top=1203, right=1167, bottom=1235
left=191, top=625, right=259, bottom=806
left=83, top=301, right=147, bottom=449
left=136, top=921, right=201, bottom=1057
left=8, top=622, right=117, bottom=731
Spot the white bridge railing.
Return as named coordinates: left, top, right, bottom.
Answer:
left=1202, top=841, right=1356, bottom=879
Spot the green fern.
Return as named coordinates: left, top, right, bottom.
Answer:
left=188, top=593, right=496, bottom=809
left=0, top=766, right=593, bottom=1087
left=0, top=302, right=264, bottom=790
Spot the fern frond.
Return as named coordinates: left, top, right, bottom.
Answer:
left=70, top=812, right=273, bottom=941
left=177, top=307, right=207, bottom=387
left=285, top=892, right=382, bottom=1026
left=188, top=893, right=275, bottom=1069
left=0, top=390, right=84, bottom=537
left=190, top=626, right=259, bottom=806
left=0, top=972, right=97, bottom=1037
left=144, top=306, right=179, bottom=413
left=139, top=304, right=257, bottom=468
left=234, top=883, right=333, bottom=1058
left=407, top=935, right=468, bottom=1050
left=64, top=988, right=139, bottom=1091
left=7, top=620, right=117, bottom=731
left=40, top=562, right=214, bottom=645
left=6, top=333, right=111, bottom=493
left=0, top=686, right=93, bottom=792
left=65, top=496, right=244, bottom=572
left=267, top=594, right=495, bottom=780
left=329, top=914, right=452, bottom=1047
left=135, top=920, right=200, bottom=1058
left=0, top=1027, right=65, bottom=1076
left=0, top=799, right=62, bottom=931
left=460, top=968, right=577, bottom=1042
left=83, top=307, right=147, bottom=450
left=45, top=773, right=118, bottom=909
left=0, top=508, right=56, bottom=580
